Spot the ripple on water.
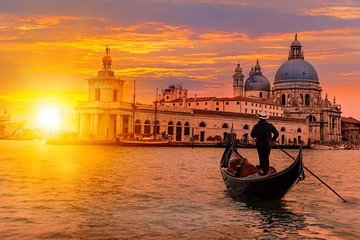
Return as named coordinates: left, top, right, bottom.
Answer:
left=0, top=142, right=359, bottom=239
left=37, top=232, right=74, bottom=239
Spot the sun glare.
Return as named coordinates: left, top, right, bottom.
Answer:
left=37, top=106, right=62, bottom=130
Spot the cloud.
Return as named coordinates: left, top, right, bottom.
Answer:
left=303, top=6, right=360, bottom=19
left=0, top=2, right=359, bottom=121
left=0, top=14, right=83, bottom=31
left=340, top=70, right=360, bottom=77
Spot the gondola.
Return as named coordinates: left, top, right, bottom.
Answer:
left=220, top=137, right=304, bottom=200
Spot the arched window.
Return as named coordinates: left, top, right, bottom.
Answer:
left=305, top=94, right=310, bottom=106
left=222, top=123, right=229, bottom=129
left=168, top=121, right=174, bottom=135
left=243, top=124, right=249, bottom=130
left=154, top=120, right=160, bottom=134
left=281, top=127, right=286, bottom=132
left=144, top=120, right=151, bottom=134
left=184, top=122, right=190, bottom=136
left=259, top=92, right=263, bottom=98
left=307, top=115, right=316, bottom=122
left=281, top=94, right=286, bottom=106
left=216, top=107, right=219, bottom=111
left=135, top=119, right=141, bottom=134
left=199, top=121, right=206, bottom=128
left=297, top=128, right=302, bottom=133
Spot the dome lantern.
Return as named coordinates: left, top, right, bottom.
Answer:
left=102, top=45, right=112, bottom=70
left=254, top=59, right=261, bottom=73
left=288, top=33, right=304, bottom=60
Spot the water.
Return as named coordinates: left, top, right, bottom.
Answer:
left=0, top=141, right=359, bottom=239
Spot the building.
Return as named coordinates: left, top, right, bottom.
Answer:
left=77, top=35, right=345, bottom=145
left=272, top=34, right=342, bottom=144
left=76, top=42, right=310, bottom=145
left=341, top=117, right=360, bottom=143
left=159, top=60, right=283, bottom=117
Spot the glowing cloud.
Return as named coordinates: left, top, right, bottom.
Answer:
left=304, top=7, right=360, bottom=20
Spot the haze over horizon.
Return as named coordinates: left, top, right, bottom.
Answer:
left=0, top=0, right=359, bottom=129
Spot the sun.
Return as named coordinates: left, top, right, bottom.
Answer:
left=37, top=105, right=62, bottom=130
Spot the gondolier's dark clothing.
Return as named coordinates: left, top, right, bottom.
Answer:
left=251, top=120, right=279, bottom=175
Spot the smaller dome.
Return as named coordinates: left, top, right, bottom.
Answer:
left=168, top=84, right=175, bottom=89
left=244, top=60, right=270, bottom=92
left=245, top=75, right=270, bottom=92
left=102, top=55, right=112, bottom=66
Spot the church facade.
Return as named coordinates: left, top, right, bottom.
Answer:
left=76, top=35, right=341, bottom=145
left=272, top=34, right=342, bottom=144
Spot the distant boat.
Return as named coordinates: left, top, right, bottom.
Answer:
left=311, top=145, right=334, bottom=150
left=220, top=136, right=304, bottom=200
left=118, top=138, right=170, bottom=147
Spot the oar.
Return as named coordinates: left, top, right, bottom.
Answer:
left=278, top=147, right=347, bottom=203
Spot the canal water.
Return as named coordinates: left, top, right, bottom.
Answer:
left=0, top=141, right=359, bottom=239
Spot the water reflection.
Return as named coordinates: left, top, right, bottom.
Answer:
left=233, top=198, right=309, bottom=239
left=0, top=142, right=359, bottom=239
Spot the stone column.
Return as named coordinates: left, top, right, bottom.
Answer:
left=76, top=113, right=81, bottom=138
left=90, top=114, right=94, bottom=139
left=80, top=114, right=85, bottom=139
left=94, top=114, right=99, bottom=139
left=116, top=114, right=122, bottom=135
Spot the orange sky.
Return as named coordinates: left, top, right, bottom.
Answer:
left=0, top=0, right=359, bottom=130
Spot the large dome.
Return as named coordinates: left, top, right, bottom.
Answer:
left=274, top=59, right=319, bottom=83
left=245, top=74, right=270, bottom=92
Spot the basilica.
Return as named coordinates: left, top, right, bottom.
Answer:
left=75, top=35, right=341, bottom=145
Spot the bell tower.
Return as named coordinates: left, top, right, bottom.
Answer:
left=233, top=62, right=244, bottom=97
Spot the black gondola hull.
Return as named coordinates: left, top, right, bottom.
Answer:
left=220, top=147, right=303, bottom=200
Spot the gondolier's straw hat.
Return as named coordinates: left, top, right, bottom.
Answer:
left=257, top=111, right=269, bottom=120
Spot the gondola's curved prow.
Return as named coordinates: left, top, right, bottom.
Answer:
left=220, top=139, right=304, bottom=200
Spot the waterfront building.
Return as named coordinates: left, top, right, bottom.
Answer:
left=76, top=45, right=308, bottom=145
left=341, top=117, right=360, bottom=143
left=77, top=35, right=343, bottom=145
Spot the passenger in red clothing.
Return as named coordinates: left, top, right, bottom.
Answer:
left=250, top=111, right=279, bottom=175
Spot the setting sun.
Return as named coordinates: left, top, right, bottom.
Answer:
left=37, top=105, right=62, bottom=130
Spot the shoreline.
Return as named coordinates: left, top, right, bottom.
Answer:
left=45, top=139, right=310, bottom=149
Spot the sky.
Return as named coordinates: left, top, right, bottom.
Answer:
left=0, top=0, right=359, bottom=129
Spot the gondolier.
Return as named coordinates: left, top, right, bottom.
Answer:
left=251, top=111, right=279, bottom=175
